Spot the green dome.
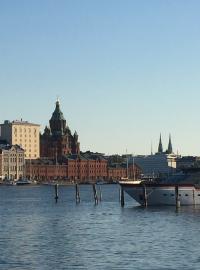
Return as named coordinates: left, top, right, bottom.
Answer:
left=50, top=100, right=65, bottom=121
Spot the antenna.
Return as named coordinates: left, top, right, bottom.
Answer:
left=126, top=149, right=128, bottom=179
left=132, top=154, right=135, bottom=181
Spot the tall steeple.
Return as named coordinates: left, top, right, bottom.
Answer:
left=158, top=133, right=163, bottom=153
left=167, top=134, right=173, bottom=154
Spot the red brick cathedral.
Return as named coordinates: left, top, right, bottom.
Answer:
left=25, top=100, right=141, bottom=183
left=40, top=100, right=80, bottom=159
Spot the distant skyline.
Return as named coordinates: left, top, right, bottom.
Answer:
left=1, top=1, right=200, bottom=156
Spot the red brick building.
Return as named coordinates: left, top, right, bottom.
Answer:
left=25, top=154, right=108, bottom=183
left=25, top=156, right=141, bottom=183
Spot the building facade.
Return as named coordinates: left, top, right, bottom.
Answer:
left=40, top=100, right=80, bottom=159
left=176, top=156, right=200, bottom=170
left=25, top=155, right=141, bottom=183
left=0, top=120, right=40, bottom=159
left=107, top=163, right=141, bottom=180
left=25, top=153, right=108, bottom=183
left=0, top=144, right=25, bottom=181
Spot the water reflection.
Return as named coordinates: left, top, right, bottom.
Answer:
left=0, top=185, right=200, bottom=270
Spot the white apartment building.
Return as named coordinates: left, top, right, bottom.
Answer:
left=0, top=120, right=40, bottom=159
left=0, top=144, right=25, bottom=180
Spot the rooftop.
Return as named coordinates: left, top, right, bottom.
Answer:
left=2, top=119, right=40, bottom=126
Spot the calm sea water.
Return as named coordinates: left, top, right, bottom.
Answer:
left=0, top=184, right=200, bottom=270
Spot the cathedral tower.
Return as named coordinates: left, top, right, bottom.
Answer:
left=40, top=100, right=80, bottom=159
left=49, top=100, right=66, bottom=136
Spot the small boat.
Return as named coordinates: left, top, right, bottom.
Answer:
left=16, top=179, right=33, bottom=185
left=119, top=171, right=200, bottom=206
left=41, top=181, right=56, bottom=186
left=1, top=180, right=16, bottom=186
left=96, top=180, right=107, bottom=185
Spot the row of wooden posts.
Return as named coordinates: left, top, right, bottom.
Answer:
left=54, top=183, right=126, bottom=206
left=55, top=184, right=181, bottom=209
left=54, top=184, right=153, bottom=207
left=54, top=183, right=102, bottom=204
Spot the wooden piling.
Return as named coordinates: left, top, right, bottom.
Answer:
left=142, top=184, right=147, bottom=207
left=120, top=186, right=125, bottom=207
left=98, top=186, right=102, bottom=202
left=55, top=184, right=58, bottom=201
left=92, top=184, right=98, bottom=204
left=175, top=185, right=180, bottom=209
left=75, top=183, right=80, bottom=203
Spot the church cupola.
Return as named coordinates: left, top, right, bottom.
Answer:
left=158, top=134, right=163, bottom=153
left=49, top=100, right=67, bottom=136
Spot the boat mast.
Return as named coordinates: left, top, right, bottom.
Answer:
left=30, top=158, right=32, bottom=180
left=8, top=151, right=10, bottom=180
left=16, top=148, right=18, bottom=180
left=126, top=149, right=128, bottom=179
left=133, top=155, right=135, bottom=181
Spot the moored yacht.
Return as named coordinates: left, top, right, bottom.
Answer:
left=15, top=179, right=33, bottom=185
left=119, top=171, right=200, bottom=206
left=1, top=179, right=16, bottom=186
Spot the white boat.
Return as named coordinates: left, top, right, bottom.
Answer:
left=16, top=179, right=33, bottom=185
left=1, top=180, right=16, bottom=186
left=119, top=180, right=200, bottom=206
left=119, top=169, right=200, bottom=206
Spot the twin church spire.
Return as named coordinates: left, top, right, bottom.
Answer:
left=157, top=134, right=173, bottom=154
left=158, top=134, right=163, bottom=153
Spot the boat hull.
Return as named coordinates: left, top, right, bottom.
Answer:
left=120, top=183, right=200, bottom=206
left=16, top=179, right=32, bottom=185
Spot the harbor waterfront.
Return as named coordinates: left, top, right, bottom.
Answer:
left=1, top=184, right=200, bottom=270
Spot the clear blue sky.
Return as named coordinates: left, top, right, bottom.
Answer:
left=0, top=0, right=200, bottom=155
